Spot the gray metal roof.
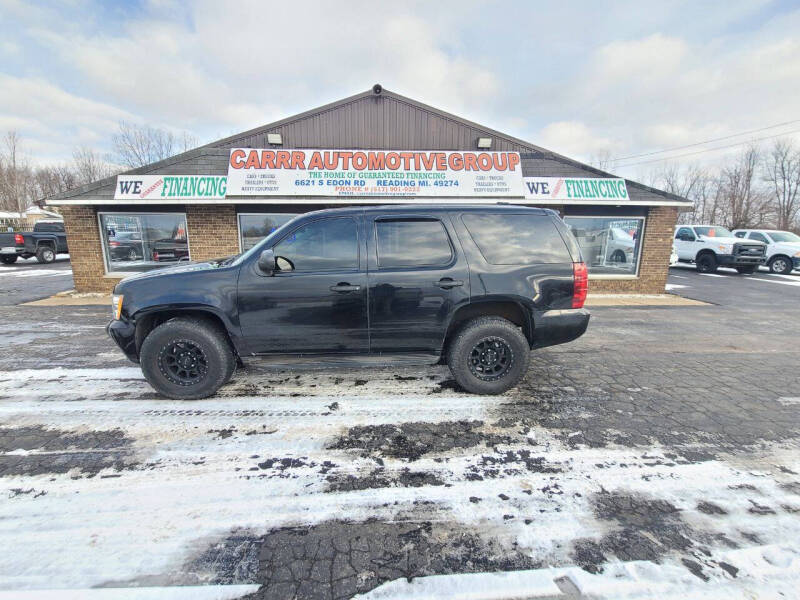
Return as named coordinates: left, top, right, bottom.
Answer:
left=47, top=87, right=690, bottom=205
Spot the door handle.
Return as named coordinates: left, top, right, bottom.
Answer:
left=434, top=278, right=464, bottom=289
left=330, top=283, right=361, bottom=293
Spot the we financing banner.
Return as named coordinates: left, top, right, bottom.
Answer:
left=226, top=149, right=523, bottom=197
left=114, top=175, right=227, bottom=200
left=523, top=177, right=629, bottom=202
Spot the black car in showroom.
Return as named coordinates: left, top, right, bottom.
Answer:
left=107, top=205, right=590, bottom=399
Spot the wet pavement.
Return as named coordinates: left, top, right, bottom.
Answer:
left=0, top=272, right=799, bottom=598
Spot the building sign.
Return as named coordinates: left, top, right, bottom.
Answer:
left=226, top=149, right=522, bottom=197
left=523, top=177, right=628, bottom=202
left=114, top=175, right=227, bottom=200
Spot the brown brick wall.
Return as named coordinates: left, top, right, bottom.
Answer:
left=185, top=205, right=240, bottom=261
left=60, top=205, right=118, bottom=293
left=589, top=206, right=678, bottom=294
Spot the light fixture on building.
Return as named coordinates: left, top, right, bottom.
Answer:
left=477, top=137, right=492, bottom=149
left=267, top=133, right=283, bottom=145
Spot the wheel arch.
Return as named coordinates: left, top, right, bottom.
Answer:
left=440, top=299, right=532, bottom=358
left=133, top=306, right=242, bottom=362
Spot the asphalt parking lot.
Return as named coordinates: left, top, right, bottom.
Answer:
left=0, top=263, right=799, bottom=599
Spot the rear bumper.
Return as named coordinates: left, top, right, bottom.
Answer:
left=717, top=253, right=765, bottom=266
left=106, top=319, right=139, bottom=363
left=531, top=308, right=590, bottom=349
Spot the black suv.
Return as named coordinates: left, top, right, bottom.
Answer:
left=107, top=205, right=589, bottom=399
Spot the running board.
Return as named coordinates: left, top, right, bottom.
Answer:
left=242, top=353, right=441, bottom=370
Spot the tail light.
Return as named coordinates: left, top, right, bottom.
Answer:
left=14, top=234, right=24, bottom=245
left=152, top=251, right=159, bottom=261
left=109, top=241, right=120, bottom=247
left=572, top=262, right=588, bottom=309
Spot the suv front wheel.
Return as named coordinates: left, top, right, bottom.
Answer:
left=447, top=317, right=530, bottom=395
left=140, top=317, right=236, bottom=399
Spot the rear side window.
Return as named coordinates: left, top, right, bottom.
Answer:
left=461, top=213, right=572, bottom=264
left=35, top=222, right=64, bottom=232
left=748, top=232, right=769, bottom=243
left=376, top=219, right=453, bottom=268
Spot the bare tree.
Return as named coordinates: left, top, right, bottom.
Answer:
left=589, top=149, right=615, bottom=172
left=763, top=139, right=800, bottom=231
left=33, top=165, right=78, bottom=199
left=0, top=131, right=32, bottom=213
left=720, top=145, right=770, bottom=229
left=112, top=121, right=197, bottom=168
left=73, top=147, right=118, bottom=185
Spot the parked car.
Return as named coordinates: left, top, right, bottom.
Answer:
left=732, top=229, right=800, bottom=274
left=107, top=205, right=590, bottom=400
left=108, top=231, right=144, bottom=262
left=0, top=220, right=68, bottom=264
left=604, top=227, right=636, bottom=265
left=151, top=236, right=189, bottom=262
left=673, top=225, right=766, bottom=274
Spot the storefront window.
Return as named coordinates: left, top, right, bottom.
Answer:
left=100, top=213, right=189, bottom=273
left=238, top=213, right=297, bottom=251
left=564, top=217, right=643, bottom=275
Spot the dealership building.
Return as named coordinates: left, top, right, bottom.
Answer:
left=47, top=86, right=690, bottom=293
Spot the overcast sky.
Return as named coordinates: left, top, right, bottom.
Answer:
left=1, top=0, right=799, bottom=179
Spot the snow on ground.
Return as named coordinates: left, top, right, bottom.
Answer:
left=1, top=367, right=799, bottom=597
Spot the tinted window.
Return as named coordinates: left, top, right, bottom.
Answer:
left=376, top=219, right=452, bottom=268
left=239, top=213, right=297, bottom=251
left=676, top=227, right=695, bottom=239
left=274, top=217, right=357, bottom=272
left=35, top=222, right=64, bottom=232
left=734, top=231, right=747, bottom=238
left=462, top=213, right=571, bottom=264
left=748, top=232, right=769, bottom=243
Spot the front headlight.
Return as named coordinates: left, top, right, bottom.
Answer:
left=794, top=251, right=800, bottom=257
left=717, top=244, right=732, bottom=253
left=111, top=294, right=123, bottom=320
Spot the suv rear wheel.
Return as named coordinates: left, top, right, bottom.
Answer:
left=447, top=316, right=530, bottom=395
left=140, top=318, right=235, bottom=399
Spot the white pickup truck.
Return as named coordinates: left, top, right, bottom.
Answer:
left=731, top=229, right=800, bottom=274
left=673, top=225, right=767, bottom=274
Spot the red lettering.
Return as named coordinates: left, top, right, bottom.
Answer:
left=352, top=152, right=367, bottom=170
left=308, top=152, right=323, bottom=170
left=244, top=150, right=260, bottom=169
left=493, top=153, right=508, bottom=171
left=368, top=152, right=385, bottom=170
left=323, top=151, right=337, bottom=170
left=338, top=151, right=353, bottom=170
left=478, top=153, right=493, bottom=171
left=399, top=152, right=414, bottom=170
left=275, top=151, right=290, bottom=169
left=386, top=152, right=400, bottom=169
left=230, top=149, right=246, bottom=169
left=507, top=153, right=520, bottom=171
left=448, top=153, right=464, bottom=170
left=290, top=151, right=306, bottom=169
left=435, top=153, right=447, bottom=170
left=420, top=153, right=436, bottom=170
left=261, top=151, right=275, bottom=169
left=463, top=153, right=478, bottom=171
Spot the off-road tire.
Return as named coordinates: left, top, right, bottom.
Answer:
left=140, top=317, right=235, bottom=400
left=769, top=255, right=793, bottom=275
left=736, top=266, right=756, bottom=274
left=447, top=316, right=530, bottom=395
left=36, top=246, right=55, bottom=264
left=1, top=255, right=17, bottom=264
left=696, top=253, right=717, bottom=273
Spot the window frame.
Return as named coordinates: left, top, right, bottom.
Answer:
left=97, top=211, right=191, bottom=276
left=373, top=216, right=455, bottom=270
left=270, top=215, right=361, bottom=274
left=564, top=215, right=646, bottom=279
left=748, top=231, right=770, bottom=243
left=237, top=212, right=298, bottom=253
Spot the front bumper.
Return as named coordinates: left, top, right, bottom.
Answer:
left=531, top=308, right=590, bottom=349
left=106, top=319, right=139, bottom=363
left=793, top=257, right=800, bottom=271
left=716, top=253, right=766, bottom=266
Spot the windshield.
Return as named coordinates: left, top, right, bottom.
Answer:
left=769, top=231, right=800, bottom=243
left=694, top=226, right=733, bottom=238
left=230, top=215, right=302, bottom=266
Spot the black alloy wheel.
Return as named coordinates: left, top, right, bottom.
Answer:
left=469, top=338, right=513, bottom=381
left=158, top=340, right=208, bottom=386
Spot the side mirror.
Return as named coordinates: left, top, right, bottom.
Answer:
left=257, top=248, right=276, bottom=275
